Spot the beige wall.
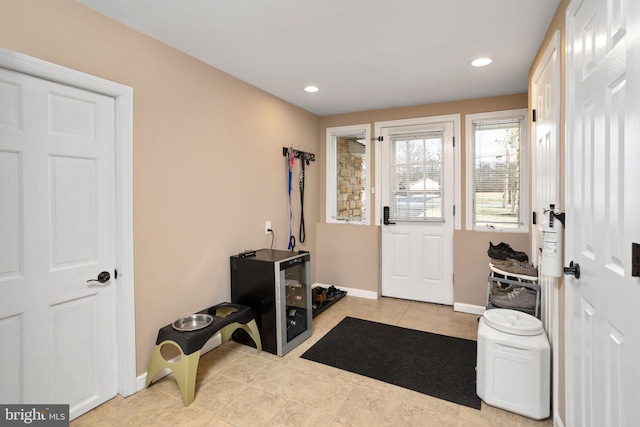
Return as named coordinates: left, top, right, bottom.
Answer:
left=317, top=94, right=529, bottom=305
left=528, top=0, right=570, bottom=423
left=0, top=0, right=320, bottom=375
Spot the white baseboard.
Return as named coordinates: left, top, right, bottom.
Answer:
left=553, top=412, right=565, bottom=427
left=314, top=283, right=378, bottom=300
left=453, top=302, right=486, bottom=316
left=135, top=334, right=222, bottom=392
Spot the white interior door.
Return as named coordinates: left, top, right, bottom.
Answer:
left=566, top=0, right=640, bottom=425
left=0, top=67, right=118, bottom=418
left=380, top=121, right=454, bottom=304
left=531, top=30, right=561, bottom=419
left=532, top=30, right=561, bottom=267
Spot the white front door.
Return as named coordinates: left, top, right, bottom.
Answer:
left=380, top=121, right=454, bottom=304
left=531, top=30, right=561, bottom=418
left=566, top=0, right=640, bottom=425
left=0, top=67, right=118, bottom=418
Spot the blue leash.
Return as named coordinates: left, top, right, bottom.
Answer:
left=287, top=149, right=295, bottom=250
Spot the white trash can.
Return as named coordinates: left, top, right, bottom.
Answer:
left=476, top=309, right=550, bottom=420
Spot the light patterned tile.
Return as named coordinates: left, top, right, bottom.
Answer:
left=249, top=362, right=310, bottom=400
left=190, top=374, right=249, bottom=414
left=215, top=352, right=276, bottom=384
left=197, top=345, right=245, bottom=376
left=217, top=386, right=287, bottom=427
left=362, top=309, right=404, bottom=325
left=70, top=411, right=112, bottom=427
left=156, top=402, right=214, bottom=426
left=196, top=417, right=235, bottom=427
left=397, top=401, right=459, bottom=427
left=337, top=385, right=403, bottom=427
left=292, top=370, right=354, bottom=415
left=266, top=401, right=332, bottom=427
left=328, top=417, right=363, bottom=427
left=93, top=387, right=181, bottom=426
left=425, top=322, right=470, bottom=339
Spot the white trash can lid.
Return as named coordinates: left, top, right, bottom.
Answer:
left=483, top=309, right=543, bottom=336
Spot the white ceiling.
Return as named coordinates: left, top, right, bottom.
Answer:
left=76, top=0, right=560, bottom=116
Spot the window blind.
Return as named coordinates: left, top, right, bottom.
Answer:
left=473, top=118, right=524, bottom=229
left=388, top=131, right=445, bottom=222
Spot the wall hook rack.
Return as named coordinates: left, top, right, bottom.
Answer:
left=282, top=147, right=315, bottom=163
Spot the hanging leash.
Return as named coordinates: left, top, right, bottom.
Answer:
left=298, top=154, right=307, bottom=243
left=287, top=148, right=296, bottom=250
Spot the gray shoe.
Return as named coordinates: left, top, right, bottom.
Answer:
left=489, top=286, right=536, bottom=310
left=490, top=283, right=516, bottom=296
left=493, top=258, right=538, bottom=277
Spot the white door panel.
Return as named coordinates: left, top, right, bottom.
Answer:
left=380, top=121, right=454, bottom=305
left=566, top=0, right=640, bottom=425
left=531, top=30, right=561, bottom=419
left=0, top=67, right=117, bottom=417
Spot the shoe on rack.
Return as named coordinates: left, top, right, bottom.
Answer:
left=313, top=287, right=327, bottom=306
left=489, top=286, right=536, bottom=310
left=490, top=282, right=516, bottom=295
left=491, top=258, right=538, bottom=277
left=487, top=242, right=529, bottom=262
left=493, top=242, right=512, bottom=250
left=326, top=285, right=346, bottom=301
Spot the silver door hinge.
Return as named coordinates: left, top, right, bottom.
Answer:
left=453, top=136, right=455, bottom=147
left=453, top=205, right=456, bottom=216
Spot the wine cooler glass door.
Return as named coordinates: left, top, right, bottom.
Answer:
left=285, top=277, right=307, bottom=342
left=278, top=257, right=312, bottom=355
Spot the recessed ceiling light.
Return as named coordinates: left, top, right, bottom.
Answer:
left=471, top=57, right=493, bottom=67
left=304, top=86, right=319, bottom=93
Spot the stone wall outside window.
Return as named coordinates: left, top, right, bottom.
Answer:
left=336, top=137, right=365, bottom=220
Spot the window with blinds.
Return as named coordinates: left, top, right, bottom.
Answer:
left=471, top=115, right=527, bottom=230
left=387, top=131, right=444, bottom=222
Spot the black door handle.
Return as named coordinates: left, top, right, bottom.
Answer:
left=383, top=206, right=395, bottom=225
left=87, top=271, right=111, bottom=284
left=563, top=261, right=580, bottom=279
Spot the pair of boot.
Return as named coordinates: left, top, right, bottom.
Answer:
left=487, top=242, right=529, bottom=262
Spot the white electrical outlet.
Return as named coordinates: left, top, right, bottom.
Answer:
left=265, top=221, right=271, bottom=234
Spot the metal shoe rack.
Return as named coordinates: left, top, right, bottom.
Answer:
left=486, top=264, right=541, bottom=318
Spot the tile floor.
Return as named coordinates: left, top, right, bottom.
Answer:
left=71, top=296, right=554, bottom=427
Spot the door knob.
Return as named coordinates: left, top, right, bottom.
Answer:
left=563, top=261, right=580, bottom=279
left=87, top=271, right=111, bottom=284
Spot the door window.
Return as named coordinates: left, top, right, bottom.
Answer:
left=387, top=131, right=445, bottom=222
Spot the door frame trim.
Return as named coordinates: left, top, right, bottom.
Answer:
left=0, top=47, right=137, bottom=397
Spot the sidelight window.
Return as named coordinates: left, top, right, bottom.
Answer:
left=465, top=109, right=528, bottom=232
left=325, top=124, right=371, bottom=225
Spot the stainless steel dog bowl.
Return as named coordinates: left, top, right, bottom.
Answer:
left=172, top=313, right=213, bottom=332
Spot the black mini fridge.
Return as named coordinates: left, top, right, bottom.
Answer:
left=230, top=249, right=312, bottom=356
